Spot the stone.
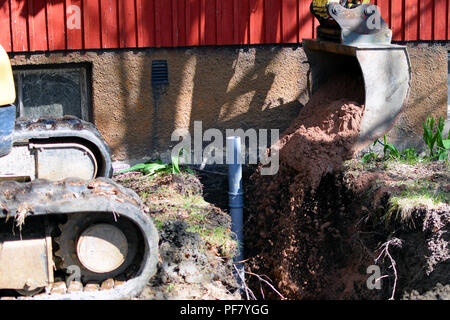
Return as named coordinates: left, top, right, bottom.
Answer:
left=50, top=281, right=67, bottom=295
left=67, top=280, right=83, bottom=293
left=100, top=278, right=115, bottom=290
left=84, top=283, right=99, bottom=292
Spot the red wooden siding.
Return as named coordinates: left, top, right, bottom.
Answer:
left=1, top=0, right=449, bottom=52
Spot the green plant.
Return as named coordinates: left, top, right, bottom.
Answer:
left=370, top=135, right=401, bottom=161
left=423, top=116, right=450, bottom=160
left=382, top=134, right=401, bottom=160
left=117, top=148, right=194, bottom=176
left=400, top=148, right=419, bottom=164
left=361, top=152, right=379, bottom=163
left=363, top=136, right=420, bottom=164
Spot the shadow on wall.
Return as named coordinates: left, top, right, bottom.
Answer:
left=114, top=46, right=311, bottom=161
left=111, top=0, right=311, bottom=161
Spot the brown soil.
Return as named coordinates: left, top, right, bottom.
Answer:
left=114, top=172, right=241, bottom=300
left=246, top=93, right=449, bottom=301
left=245, top=73, right=367, bottom=299
left=342, top=160, right=449, bottom=300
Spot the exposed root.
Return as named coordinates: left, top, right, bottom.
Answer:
left=234, top=264, right=286, bottom=300
left=234, top=264, right=256, bottom=300
left=375, top=237, right=403, bottom=300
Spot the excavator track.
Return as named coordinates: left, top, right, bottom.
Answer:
left=0, top=177, right=159, bottom=300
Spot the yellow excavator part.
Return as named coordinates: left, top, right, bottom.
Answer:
left=0, top=45, right=15, bottom=106
left=311, top=0, right=370, bottom=19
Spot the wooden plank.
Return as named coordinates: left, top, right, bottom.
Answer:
left=282, top=0, right=298, bottom=43
left=175, top=0, right=186, bottom=46
left=377, top=0, right=390, bottom=28
left=448, top=0, right=450, bottom=40
left=100, top=0, right=119, bottom=48
left=136, top=0, right=155, bottom=47
left=434, top=0, right=447, bottom=40
left=390, top=0, right=403, bottom=41
left=233, top=0, right=239, bottom=44
left=11, top=0, right=29, bottom=52
left=0, top=0, right=12, bottom=51
left=249, top=0, right=264, bottom=44
left=172, top=0, right=179, bottom=46
left=419, top=0, right=433, bottom=40
left=28, top=0, right=48, bottom=51
left=203, top=0, right=215, bottom=45
left=236, top=0, right=250, bottom=44
left=298, top=0, right=313, bottom=40
left=186, top=0, right=199, bottom=46
left=217, top=0, right=233, bottom=44
left=66, top=0, right=83, bottom=50
left=404, top=0, right=419, bottom=41
left=154, top=0, right=160, bottom=45
left=119, top=0, right=137, bottom=48
left=84, top=0, right=101, bottom=49
left=313, top=14, right=318, bottom=39
left=265, top=0, right=281, bottom=43
left=47, top=0, right=66, bottom=50
left=199, top=0, right=206, bottom=45
left=154, top=0, right=172, bottom=47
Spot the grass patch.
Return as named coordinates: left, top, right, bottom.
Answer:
left=114, top=172, right=237, bottom=259
left=385, top=182, right=449, bottom=225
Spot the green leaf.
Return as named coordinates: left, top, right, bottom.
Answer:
left=438, top=150, right=448, bottom=161
left=142, top=163, right=169, bottom=175
left=384, top=142, right=400, bottom=159
left=171, top=148, right=184, bottom=174
left=362, top=153, right=375, bottom=163
left=442, top=139, right=450, bottom=150
left=117, top=163, right=147, bottom=174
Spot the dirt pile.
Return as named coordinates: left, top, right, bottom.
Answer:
left=245, top=74, right=369, bottom=299
left=115, top=172, right=241, bottom=300
left=247, top=131, right=449, bottom=300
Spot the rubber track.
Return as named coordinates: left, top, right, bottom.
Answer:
left=0, top=177, right=159, bottom=300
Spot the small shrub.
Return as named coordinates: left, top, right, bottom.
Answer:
left=423, top=116, right=450, bottom=160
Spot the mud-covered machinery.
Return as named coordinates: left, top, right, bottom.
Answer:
left=0, top=45, right=158, bottom=299
left=306, top=0, right=411, bottom=151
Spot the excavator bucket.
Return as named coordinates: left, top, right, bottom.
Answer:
left=305, top=2, right=411, bottom=151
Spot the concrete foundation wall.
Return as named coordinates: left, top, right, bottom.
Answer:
left=9, top=44, right=448, bottom=162
left=385, top=46, right=449, bottom=152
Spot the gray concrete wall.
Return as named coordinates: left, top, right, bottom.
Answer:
left=9, top=44, right=448, bottom=163
left=385, top=45, right=449, bottom=152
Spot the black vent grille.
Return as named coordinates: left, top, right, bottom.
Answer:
left=151, top=60, right=169, bottom=86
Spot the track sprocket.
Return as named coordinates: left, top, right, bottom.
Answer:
left=55, top=212, right=141, bottom=283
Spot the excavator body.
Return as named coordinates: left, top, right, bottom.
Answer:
left=0, top=45, right=158, bottom=299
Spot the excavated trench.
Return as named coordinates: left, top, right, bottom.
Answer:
left=245, top=72, right=367, bottom=299
left=244, top=72, right=449, bottom=300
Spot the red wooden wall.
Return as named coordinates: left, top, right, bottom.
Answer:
left=0, top=0, right=448, bottom=53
